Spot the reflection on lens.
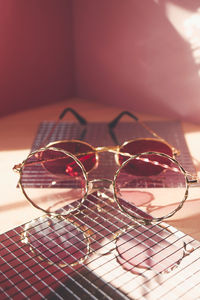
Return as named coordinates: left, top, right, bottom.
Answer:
left=21, top=216, right=91, bottom=267
left=115, top=225, right=188, bottom=274
left=19, top=148, right=87, bottom=214
left=114, top=153, right=187, bottom=221
left=46, top=140, right=98, bottom=173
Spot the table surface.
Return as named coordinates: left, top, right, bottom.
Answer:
left=1, top=97, right=200, bottom=241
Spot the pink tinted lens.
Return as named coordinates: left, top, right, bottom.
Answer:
left=119, top=139, right=173, bottom=172
left=40, top=148, right=84, bottom=177
left=47, top=141, right=97, bottom=173
left=119, top=153, right=171, bottom=177
left=119, top=139, right=173, bottom=176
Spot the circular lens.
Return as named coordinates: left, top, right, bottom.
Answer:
left=118, top=138, right=173, bottom=168
left=114, top=152, right=187, bottom=221
left=46, top=140, right=97, bottom=173
left=21, top=216, right=91, bottom=267
left=19, top=148, right=87, bottom=214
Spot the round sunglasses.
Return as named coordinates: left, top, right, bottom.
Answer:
left=15, top=146, right=196, bottom=223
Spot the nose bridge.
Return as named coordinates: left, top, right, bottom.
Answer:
left=89, top=178, right=113, bottom=192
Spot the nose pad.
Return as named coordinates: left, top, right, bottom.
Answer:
left=88, top=178, right=113, bottom=194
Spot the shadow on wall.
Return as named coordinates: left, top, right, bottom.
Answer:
left=74, top=0, right=200, bottom=123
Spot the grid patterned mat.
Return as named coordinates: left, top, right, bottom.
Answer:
left=1, top=192, right=200, bottom=299
left=1, top=120, right=200, bottom=299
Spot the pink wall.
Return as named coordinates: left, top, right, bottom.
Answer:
left=0, top=0, right=74, bottom=116
left=2, top=1, right=200, bottom=123
left=73, top=0, right=200, bottom=123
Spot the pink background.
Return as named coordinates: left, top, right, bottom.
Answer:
left=1, top=0, right=200, bottom=123
left=0, top=0, right=74, bottom=115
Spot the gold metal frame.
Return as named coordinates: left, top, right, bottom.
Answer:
left=113, top=151, right=193, bottom=223
left=34, top=107, right=180, bottom=164
left=45, top=137, right=178, bottom=171
left=15, top=147, right=89, bottom=215
left=14, top=146, right=198, bottom=224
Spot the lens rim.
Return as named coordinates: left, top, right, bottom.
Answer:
left=46, top=139, right=99, bottom=173
left=18, top=146, right=88, bottom=215
left=113, top=151, right=189, bottom=223
left=115, top=138, right=174, bottom=166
